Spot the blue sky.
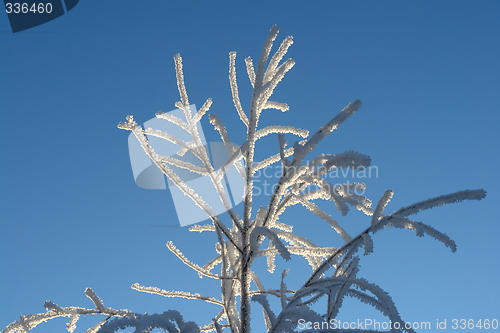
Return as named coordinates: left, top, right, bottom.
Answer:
left=1, top=1, right=499, bottom=332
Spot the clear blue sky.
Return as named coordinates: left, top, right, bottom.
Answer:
left=1, top=1, right=499, bottom=332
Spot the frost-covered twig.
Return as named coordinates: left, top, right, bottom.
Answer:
left=132, top=283, right=224, bottom=306
left=2, top=289, right=133, bottom=333
left=303, top=189, right=486, bottom=287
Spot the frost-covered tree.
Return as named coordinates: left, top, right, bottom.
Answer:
left=2, top=26, right=486, bottom=333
